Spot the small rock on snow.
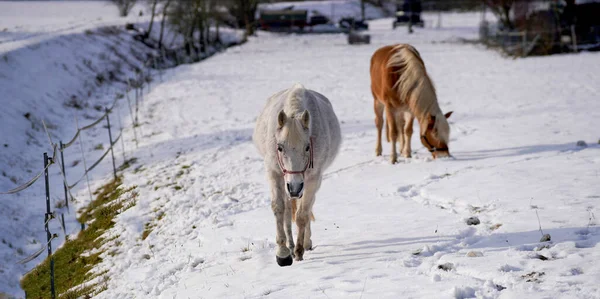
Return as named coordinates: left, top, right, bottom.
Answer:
left=576, top=140, right=587, bottom=147
left=540, top=234, right=551, bottom=242
left=466, top=216, right=480, bottom=226
left=412, top=248, right=423, bottom=255
left=437, top=262, right=454, bottom=271
left=534, top=254, right=549, bottom=261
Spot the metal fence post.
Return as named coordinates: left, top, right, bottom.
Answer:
left=522, top=31, right=527, bottom=57
left=59, top=141, right=69, bottom=212
left=116, top=105, right=126, bottom=163
left=105, top=108, right=117, bottom=181
left=154, top=55, right=162, bottom=82
left=146, top=64, right=151, bottom=93
left=43, top=152, right=56, bottom=299
left=125, top=79, right=139, bottom=148
left=135, top=81, right=139, bottom=126
left=139, top=73, right=144, bottom=107
left=571, top=25, right=578, bottom=52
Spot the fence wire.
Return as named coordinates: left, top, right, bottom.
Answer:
left=62, top=96, right=120, bottom=149
left=17, top=233, right=57, bottom=265
left=1, top=94, right=123, bottom=195
left=0, top=145, right=57, bottom=195
left=67, top=132, right=122, bottom=190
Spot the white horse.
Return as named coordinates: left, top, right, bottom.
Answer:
left=253, top=83, right=341, bottom=266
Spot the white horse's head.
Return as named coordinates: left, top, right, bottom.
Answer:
left=275, top=109, right=312, bottom=198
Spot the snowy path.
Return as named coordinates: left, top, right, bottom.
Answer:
left=94, top=17, right=600, bottom=298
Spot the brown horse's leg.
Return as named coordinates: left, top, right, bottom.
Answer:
left=385, top=104, right=398, bottom=164
left=394, top=110, right=405, bottom=157
left=373, top=97, right=384, bottom=156
left=402, top=113, right=414, bottom=158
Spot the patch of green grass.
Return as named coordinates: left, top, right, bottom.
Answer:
left=93, top=144, right=104, bottom=151
left=181, top=165, right=191, bottom=169
left=21, top=177, right=137, bottom=298
left=141, top=210, right=168, bottom=241
left=173, top=185, right=182, bottom=191
left=141, top=222, right=154, bottom=241
left=117, top=157, right=138, bottom=171
left=133, top=165, right=145, bottom=174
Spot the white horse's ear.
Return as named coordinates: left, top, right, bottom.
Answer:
left=300, top=110, right=310, bottom=130
left=278, top=110, right=287, bottom=128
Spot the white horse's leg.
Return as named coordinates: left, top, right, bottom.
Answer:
left=269, top=172, right=293, bottom=267
left=304, top=218, right=312, bottom=251
left=284, top=198, right=295, bottom=256
left=295, top=178, right=317, bottom=261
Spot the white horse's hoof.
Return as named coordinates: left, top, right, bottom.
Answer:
left=276, top=255, right=293, bottom=267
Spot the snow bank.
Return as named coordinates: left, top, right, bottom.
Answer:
left=0, top=1, right=242, bottom=296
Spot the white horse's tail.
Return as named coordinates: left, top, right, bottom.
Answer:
left=291, top=199, right=315, bottom=222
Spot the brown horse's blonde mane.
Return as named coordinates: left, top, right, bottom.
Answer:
left=385, top=44, right=448, bottom=143
left=387, top=45, right=442, bottom=120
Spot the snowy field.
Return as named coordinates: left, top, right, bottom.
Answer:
left=89, top=15, right=599, bottom=299
left=1, top=4, right=600, bottom=299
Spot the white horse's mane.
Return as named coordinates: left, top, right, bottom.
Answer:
left=283, top=83, right=307, bottom=117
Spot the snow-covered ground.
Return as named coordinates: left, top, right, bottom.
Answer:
left=84, top=14, right=599, bottom=299
left=0, top=1, right=242, bottom=297
left=2, top=3, right=600, bottom=299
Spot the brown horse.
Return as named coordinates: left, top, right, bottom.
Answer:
left=370, top=44, right=452, bottom=163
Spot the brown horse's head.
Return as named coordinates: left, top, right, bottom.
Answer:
left=421, top=111, right=452, bottom=158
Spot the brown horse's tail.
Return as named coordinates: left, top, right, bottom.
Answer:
left=291, top=199, right=315, bottom=222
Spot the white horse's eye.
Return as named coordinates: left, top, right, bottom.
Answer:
left=305, top=145, right=310, bottom=152
left=277, top=145, right=283, bottom=152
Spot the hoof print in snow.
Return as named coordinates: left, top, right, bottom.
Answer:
left=466, top=216, right=480, bottom=226
left=276, top=255, right=293, bottom=267
left=437, top=262, right=454, bottom=271
left=540, top=234, right=551, bottom=242
left=466, top=251, right=483, bottom=257
left=522, top=271, right=545, bottom=282
left=576, top=140, right=587, bottom=147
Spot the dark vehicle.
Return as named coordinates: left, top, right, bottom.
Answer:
left=339, top=17, right=369, bottom=31
left=259, top=9, right=308, bottom=30
left=392, top=0, right=424, bottom=29
left=309, top=12, right=330, bottom=26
